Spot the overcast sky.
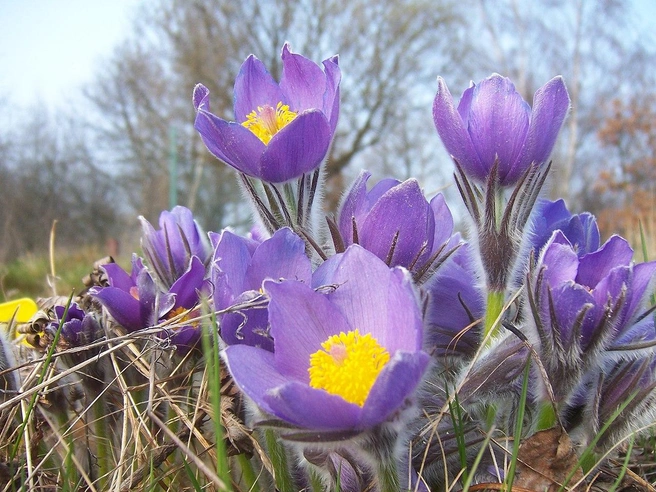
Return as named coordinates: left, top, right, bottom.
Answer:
left=0, top=0, right=139, bottom=107
left=0, top=0, right=654, bottom=109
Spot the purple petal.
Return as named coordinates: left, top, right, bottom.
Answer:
left=360, top=351, right=430, bottom=427
left=245, top=227, right=312, bottom=288
left=220, top=300, right=274, bottom=352
left=576, top=213, right=601, bottom=256
left=223, top=345, right=289, bottom=416
left=540, top=232, right=580, bottom=286
left=265, top=279, right=351, bottom=382
left=316, top=246, right=423, bottom=353
left=169, top=256, right=207, bottom=309
left=591, top=266, right=630, bottom=307
left=424, top=242, right=485, bottom=356
left=530, top=199, right=600, bottom=258
left=194, top=108, right=265, bottom=176
left=625, top=261, right=656, bottom=320
left=165, top=206, right=209, bottom=260
left=514, top=76, right=570, bottom=173
left=259, top=109, right=331, bottom=182
left=338, top=171, right=372, bottom=245
left=92, top=287, right=143, bottom=331
left=548, top=283, right=597, bottom=346
left=366, top=178, right=401, bottom=204
left=233, top=54, right=284, bottom=123
left=102, top=262, right=133, bottom=292
left=430, top=193, right=455, bottom=247
left=263, top=381, right=361, bottom=430
left=212, top=230, right=253, bottom=309
left=433, top=77, right=485, bottom=179
left=456, top=81, right=475, bottom=124
left=322, top=55, right=341, bottom=133
left=359, top=179, right=432, bottom=268
left=192, top=83, right=210, bottom=112
left=280, top=43, right=328, bottom=112
left=169, top=325, right=200, bottom=354
left=467, top=75, right=530, bottom=183
left=577, top=235, right=633, bottom=289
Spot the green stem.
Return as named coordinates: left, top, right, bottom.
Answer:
left=264, top=429, right=295, bottom=492
left=484, top=290, right=505, bottom=341
left=92, top=393, right=111, bottom=490
left=536, top=401, right=557, bottom=431
left=376, top=459, right=400, bottom=492
left=237, top=454, right=260, bottom=492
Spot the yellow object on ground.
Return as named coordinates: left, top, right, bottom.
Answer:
left=0, top=298, right=38, bottom=324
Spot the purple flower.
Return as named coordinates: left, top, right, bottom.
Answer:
left=159, top=255, right=211, bottom=354
left=424, top=242, right=485, bottom=360
left=140, top=206, right=212, bottom=288
left=336, top=171, right=458, bottom=283
left=588, top=357, right=656, bottom=448
left=527, top=231, right=656, bottom=402
left=90, top=255, right=173, bottom=332
left=211, top=227, right=312, bottom=351
left=90, top=255, right=209, bottom=353
left=47, top=303, right=102, bottom=348
left=530, top=199, right=600, bottom=257
left=223, top=245, right=430, bottom=432
left=193, top=44, right=340, bottom=183
left=433, top=74, right=569, bottom=185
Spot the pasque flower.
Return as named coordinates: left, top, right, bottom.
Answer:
left=46, top=303, right=102, bottom=348
left=423, top=242, right=486, bottom=360
left=140, top=206, right=212, bottom=289
left=90, top=255, right=209, bottom=353
left=526, top=231, right=656, bottom=403
left=90, top=255, right=173, bottom=332
left=222, top=245, right=430, bottom=431
left=530, top=199, right=600, bottom=257
left=433, top=74, right=570, bottom=185
left=211, top=227, right=312, bottom=351
left=336, top=171, right=459, bottom=283
left=193, top=43, right=340, bottom=183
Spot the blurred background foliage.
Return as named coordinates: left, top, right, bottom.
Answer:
left=1, top=0, right=655, bottom=299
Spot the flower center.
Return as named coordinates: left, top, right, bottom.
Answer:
left=241, top=102, right=297, bottom=144
left=308, top=329, right=390, bottom=407
left=167, top=306, right=189, bottom=321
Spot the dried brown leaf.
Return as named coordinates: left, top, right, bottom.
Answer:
left=514, top=426, right=584, bottom=491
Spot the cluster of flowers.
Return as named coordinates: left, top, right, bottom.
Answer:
left=26, top=44, right=656, bottom=490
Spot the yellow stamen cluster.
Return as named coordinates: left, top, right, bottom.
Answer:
left=241, top=102, right=297, bottom=144
left=308, top=329, right=390, bottom=407
left=167, top=306, right=188, bottom=320
left=166, top=306, right=196, bottom=326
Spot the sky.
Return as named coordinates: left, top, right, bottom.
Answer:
left=0, top=0, right=655, bottom=109
left=0, top=0, right=140, bottom=108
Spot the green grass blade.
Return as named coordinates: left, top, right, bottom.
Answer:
left=505, top=355, right=532, bottom=490
left=182, top=457, right=204, bottom=492
left=200, top=298, right=232, bottom=489
left=607, top=435, right=634, bottom=492
left=447, top=387, right=469, bottom=485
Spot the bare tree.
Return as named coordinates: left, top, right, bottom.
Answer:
left=469, top=0, right=652, bottom=205
left=0, top=107, right=123, bottom=262
left=84, top=0, right=472, bottom=222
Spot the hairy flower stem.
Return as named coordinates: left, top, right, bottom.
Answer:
left=376, top=459, right=401, bottom=492
left=237, top=454, right=260, bottom=491
left=362, top=426, right=403, bottom=492
left=264, top=429, right=295, bottom=492
left=484, top=290, right=505, bottom=341
left=536, top=401, right=558, bottom=431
